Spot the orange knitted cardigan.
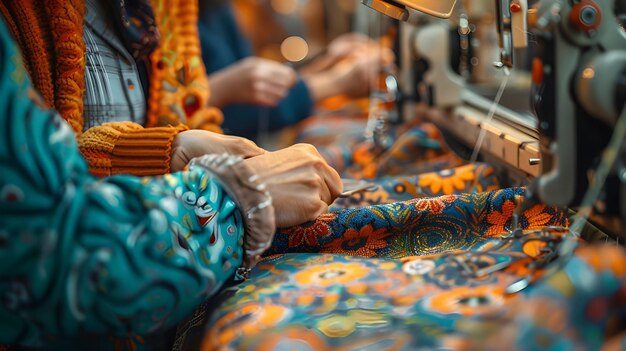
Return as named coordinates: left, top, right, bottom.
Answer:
left=0, top=0, right=223, bottom=176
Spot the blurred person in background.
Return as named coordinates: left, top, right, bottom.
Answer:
left=199, top=0, right=394, bottom=140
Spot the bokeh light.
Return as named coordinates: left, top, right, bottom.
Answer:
left=281, top=36, right=309, bottom=62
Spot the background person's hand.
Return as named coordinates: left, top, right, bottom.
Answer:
left=303, top=46, right=395, bottom=101
left=326, top=32, right=372, bottom=63
left=208, top=57, right=297, bottom=108
left=170, top=130, right=266, bottom=172
left=299, top=33, right=378, bottom=75
left=243, top=143, right=343, bottom=227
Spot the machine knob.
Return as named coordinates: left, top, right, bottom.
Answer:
left=569, top=0, right=602, bottom=32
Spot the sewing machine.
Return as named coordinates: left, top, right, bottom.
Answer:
left=363, top=0, right=626, bottom=236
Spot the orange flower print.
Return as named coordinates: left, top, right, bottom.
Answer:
left=522, top=204, right=554, bottom=230
left=486, top=200, right=556, bottom=237
left=351, top=143, right=382, bottom=179
left=425, top=285, right=504, bottom=316
left=415, top=194, right=457, bottom=214
left=322, top=224, right=390, bottom=257
left=285, top=216, right=334, bottom=247
left=486, top=200, right=517, bottom=236
left=418, top=165, right=476, bottom=195
left=205, top=302, right=292, bottom=348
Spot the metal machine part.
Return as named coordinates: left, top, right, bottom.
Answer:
left=413, top=21, right=465, bottom=107
left=530, top=0, right=626, bottom=218
left=362, top=0, right=458, bottom=20
left=364, top=0, right=626, bottom=236
left=494, top=0, right=528, bottom=69
left=363, top=0, right=528, bottom=68
left=339, top=179, right=379, bottom=198
left=576, top=52, right=626, bottom=126
left=371, top=0, right=539, bottom=174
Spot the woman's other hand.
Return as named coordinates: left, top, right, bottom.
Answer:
left=171, top=130, right=266, bottom=172
left=243, top=144, right=343, bottom=227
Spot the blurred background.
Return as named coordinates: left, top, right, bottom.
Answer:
left=233, top=0, right=362, bottom=63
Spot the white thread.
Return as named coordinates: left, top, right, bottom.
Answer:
left=470, top=71, right=511, bottom=163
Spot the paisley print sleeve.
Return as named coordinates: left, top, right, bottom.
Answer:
left=0, top=19, right=244, bottom=346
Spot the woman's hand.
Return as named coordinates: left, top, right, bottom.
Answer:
left=243, top=144, right=343, bottom=227
left=208, top=57, right=297, bottom=108
left=172, top=134, right=342, bottom=227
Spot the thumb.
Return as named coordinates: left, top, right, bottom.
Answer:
left=170, top=146, right=189, bottom=172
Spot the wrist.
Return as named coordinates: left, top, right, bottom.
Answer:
left=188, top=154, right=276, bottom=276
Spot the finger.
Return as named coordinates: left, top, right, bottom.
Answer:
left=170, top=152, right=187, bottom=172
left=309, top=201, right=330, bottom=222
left=382, top=48, right=396, bottom=65
left=274, top=211, right=295, bottom=229
left=321, top=166, right=343, bottom=201
left=256, top=60, right=296, bottom=83
left=316, top=172, right=333, bottom=205
left=253, top=81, right=290, bottom=106
left=255, top=79, right=292, bottom=96
left=249, top=60, right=296, bottom=86
left=300, top=143, right=343, bottom=201
left=264, top=68, right=297, bottom=88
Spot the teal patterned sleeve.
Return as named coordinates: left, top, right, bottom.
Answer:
left=0, top=19, right=244, bottom=346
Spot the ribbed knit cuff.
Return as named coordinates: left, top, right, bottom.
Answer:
left=111, top=124, right=189, bottom=176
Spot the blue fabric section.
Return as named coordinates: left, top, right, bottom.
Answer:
left=198, top=4, right=313, bottom=140
left=198, top=3, right=252, bottom=72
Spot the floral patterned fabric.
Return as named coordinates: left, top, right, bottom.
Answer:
left=292, top=116, right=462, bottom=179
left=333, top=162, right=501, bottom=208
left=270, top=188, right=565, bottom=257
left=201, top=243, right=626, bottom=351
left=199, top=188, right=626, bottom=350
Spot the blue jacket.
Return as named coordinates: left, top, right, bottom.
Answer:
left=199, top=4, right=313, bottom=140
